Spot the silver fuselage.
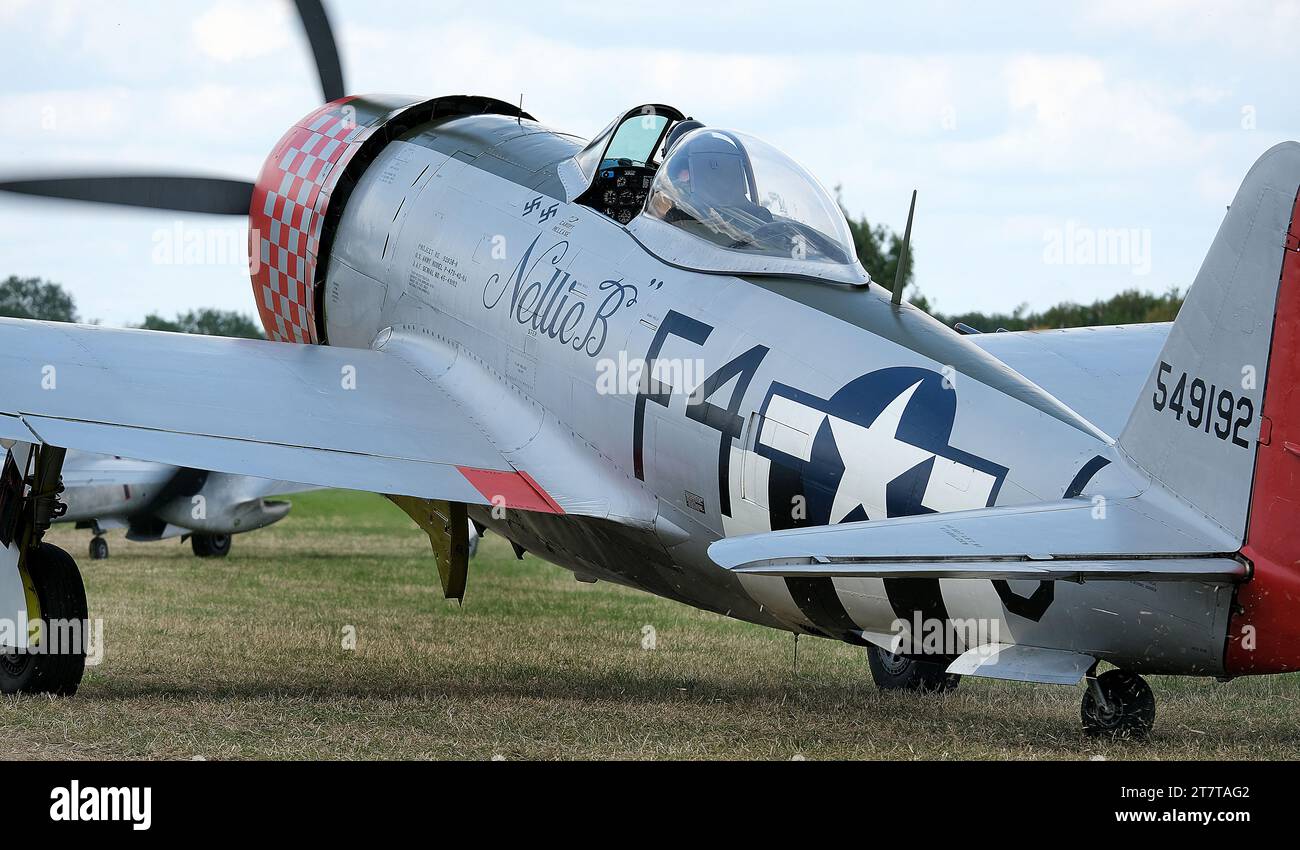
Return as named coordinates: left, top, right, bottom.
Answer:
left=312, top=112, right=1231, bottom=676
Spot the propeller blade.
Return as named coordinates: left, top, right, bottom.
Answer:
left=0, top=176, right=254, bottom=215
left=0, top=4, right=345, bottom=216
left=292, top=0, right=346, bottom=103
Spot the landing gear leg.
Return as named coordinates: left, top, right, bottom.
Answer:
left=0, top=445, right=87, bottom=696
left=0, top=542, right=88, bottom=695
left=1081, top=669, right=1155, bottom=739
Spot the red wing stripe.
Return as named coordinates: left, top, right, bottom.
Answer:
left=514, top=470, right=565, bottom=514
left=457, top=467, right=565, bottom=515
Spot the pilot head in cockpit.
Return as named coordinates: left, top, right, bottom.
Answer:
left=651, top=122, right=772, bottom=228
left=661, top=120, right=704, bottom=163
left=652, top=120, right=703, bottom=220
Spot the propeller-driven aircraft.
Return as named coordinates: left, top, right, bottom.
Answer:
left=55, top=452, right=478, bottom=562
left=57, top=450, right=297, bottom=560
left=0, top=1, right=1296, bottom=738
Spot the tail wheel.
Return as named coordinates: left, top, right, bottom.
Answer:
left=191, top=533, right=232, bottom=558
left=1081, top=669, right=1155, bottom=739
left=0, top=543, right=88, bottom=696
left=866, top=645, right=960, bottom=693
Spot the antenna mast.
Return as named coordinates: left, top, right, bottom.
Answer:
left=892, top=189, right=917, bottom=305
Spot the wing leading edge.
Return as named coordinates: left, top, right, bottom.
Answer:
left=0, top=319, right=558, bottom=512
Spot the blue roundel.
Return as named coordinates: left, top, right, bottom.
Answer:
left=757, top=367, right=1007, bottom=530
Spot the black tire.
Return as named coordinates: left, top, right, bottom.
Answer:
left=191, top=533, right=232, bottom=558
left=1081, top=669, right=1156, bottom=739
left=866, top=645, right=960, bottom=693
left=88, top=536, right=108, bottom=561
left=0, top=543, right=88, bottom=696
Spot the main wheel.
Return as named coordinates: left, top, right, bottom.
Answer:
left=0, top=542, right=88, bottom=696
left=866, top=645, right=960, bottom=693
left=88, top=536, right=109, bottom=560
left=1081, top=669, right=1155, bottom=739
left=191, top=533, right=231, bottom=558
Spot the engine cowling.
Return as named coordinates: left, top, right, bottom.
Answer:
left=248, top=95, right=420, bottom=343
left=248, top=94, right=536, bottom=345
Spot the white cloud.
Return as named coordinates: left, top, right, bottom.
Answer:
left=343, top=19, right=801, bottom=135
left=0, top=89, right=132, bottom=142
left=1193, top=168, right=1242, bottom=206
left=0, top=0, right=36, bottom=24
left=1, top=1, right=1296, bottom=322
left=192, top=0, right=292, bottom=63
left=933, top=55, right=1211, bottom=174
left=1075, top=0, right=1300, bottom=52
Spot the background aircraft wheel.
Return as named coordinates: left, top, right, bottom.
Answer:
left=0, top=543, right=88, bottom=696
left=866, top=645, right=960, bottom=693
left=191, top=533, right=232, bottom=558
left=88, top=536, right=109, bottom=560
left=1081, top=670, right=1155, bottom=739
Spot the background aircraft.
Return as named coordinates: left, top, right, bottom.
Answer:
left=55, top=451, right=479, bottom=562
left=57, top=450, right=295, bottom=560
left=0, top=1, right=1294, bottom=741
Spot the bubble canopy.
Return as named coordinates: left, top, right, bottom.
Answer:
left=629, top=128, right=869, bottom=285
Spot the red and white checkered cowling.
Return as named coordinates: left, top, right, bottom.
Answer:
left=248, top=97, right=367, bottom=344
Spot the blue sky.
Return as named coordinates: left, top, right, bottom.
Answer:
left=1, top=0, right=1298, bottom=325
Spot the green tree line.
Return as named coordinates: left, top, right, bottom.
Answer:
left=0, top=275, right=263, bottom=338
left=840, top=212, right=1184, bottom=329
left=3, top=243, right=1185, bottom=338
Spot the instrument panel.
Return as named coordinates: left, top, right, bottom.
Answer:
left=591, top=163, right=655, bottom=224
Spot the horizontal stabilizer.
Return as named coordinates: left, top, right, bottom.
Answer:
left=708, top=492, right=1247, bottom=583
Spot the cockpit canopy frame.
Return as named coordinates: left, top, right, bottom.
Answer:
left=566, top=107, right=870, bottom=285
left=574, top=104, right=686, bottom=182
left=567, top=104, right=687, bottom=225
left=630, top=128, right=869, bottom=285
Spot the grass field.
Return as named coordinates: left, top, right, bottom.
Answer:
left=1, top=488, right=1297, bottom=760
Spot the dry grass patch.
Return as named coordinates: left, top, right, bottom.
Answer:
left=0, top=489, right=1295, bottom=760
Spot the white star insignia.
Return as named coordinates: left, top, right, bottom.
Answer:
left=826, top=380, right=934, bottom=524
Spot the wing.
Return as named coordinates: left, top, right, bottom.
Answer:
left=0, top=319, right=650, bottom=523
left=707, top=491, right=1246, bottom=583
left=967, top=324, right=1169, bottom=436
